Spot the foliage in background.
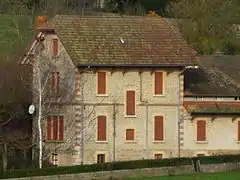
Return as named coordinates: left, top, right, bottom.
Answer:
left=169, top=0, right=240, bottom=54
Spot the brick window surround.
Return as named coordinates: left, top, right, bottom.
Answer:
left=47, top=116, right=64, bottom=141
left=154, top=116, right=164, bottom=141
left=97, top=116, right=107, bottom=141
left=197, top=120, right=206, bottom=141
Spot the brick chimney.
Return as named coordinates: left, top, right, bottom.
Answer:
left=36, top=16, right=47, bottom=29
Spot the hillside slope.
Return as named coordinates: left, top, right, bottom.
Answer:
left=0, top=14, right=34, bottom=60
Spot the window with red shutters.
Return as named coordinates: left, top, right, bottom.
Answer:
left=52, top=39, right=58, bottom=57
left=97, top=116, right=107, bottom=141
left=238, top=121, right=240, bottom=142
left=46, top=116, right=64, bottom=141
left=197, top=120, right=206, bottom=141
left=126, top=129, right=135, bottom=141
left=154, top=116, right=164, bottom=141
left=154, top=72, right=163, bottom=95
left=51, top=72, right=60, bottom=93
left=97, top=72, right=106, bottom=94
left=154, top=154, right=163, bottom=159
left=126, top=91, right=136, bottom=116
left=97, top=154, right=105, bottom=163
left=197, top=154, right=205, bottom=157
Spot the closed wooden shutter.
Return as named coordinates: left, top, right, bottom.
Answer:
left=52, top=116, right=58, bottom=140
left=154, top=72, right=163, bottom=94
left=126, top=91, right=136, bottom=116
left=97, top=116, right=107, bottom=141
left=47, top=116, right=52, bottom=140
left=197, top=120, right=206, bottom=141
left=97, top=72, right=106, bottom=94
left=154, top=116, right=164, bottom=141
left=51, top=72, right=60, bottom=93
left=238, top=121, right=240, bottom=141
left=52, top=39, right=58, bottom=57
left=59, top=116, right=64, bottom=140
left=56, top=72, right=60, bottom=93
left=126, top=129, right=134, bottom=140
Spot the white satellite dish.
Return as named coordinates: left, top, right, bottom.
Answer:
left=29, top=104, right=35, bottom=114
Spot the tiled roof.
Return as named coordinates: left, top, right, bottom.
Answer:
left=39, top=15, right=197, bottom=66
left=184, top=55, right=240, bottom=96
left=184, top=102, right=240, bottom=114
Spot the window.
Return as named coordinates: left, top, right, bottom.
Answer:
left=126, top=129, right=135, bottom=141
left=52, top=39, right=58, bottom=57
left=51, top=72, right=60, bottom=93
left=47, top=116, right=64, bottom=141
left=97, top=72, right=106, bottom=95
left=197, top=154, right=205, bottom=157
left=154, top=72, right=163, bottom=95
left=97, top=116, right=107, bottom=141
left=126, top=90, right=136, bottom=116
left=97, top=154, right=105, bottom=163
left=197, top=120, right=206, bottom=141
left=154, top=154, right=163, bottom=159
left=154, top=116, right=164, bottom=141
left=51, top=153, right=58, bottom=166
left=238, top=121, right=240, bottom=142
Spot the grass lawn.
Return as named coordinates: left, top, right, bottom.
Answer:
left=128, top=171, right=240, bottom=180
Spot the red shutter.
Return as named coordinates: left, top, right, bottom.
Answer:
left=51, top=72, right=55, bottom=92
left=97, top=72, right=106, bottom=94
left=97, top=116, right=107, bottom=141
left=197, top=120, right=206, bottom=141
left=155, top=72, right=163, bottom=94
left=56, top=72, right=60, bottom=93
left=47, top=116, right=52, bottom=140
left=52, top=39, right=58, bottom=57
left=52, top=116, right=58, bottom=140
left=238, top=121, right=240, bottom=141
left=126, top=129, right=134, bottom=140
left=126, top=91, right=136, bottom=116
left=59, top=116, right=64, bottom=140
left=154, top=116, right=164, bottom=141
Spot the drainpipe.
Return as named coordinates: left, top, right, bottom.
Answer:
left=177, top=66, right=199, bottom=157
left=113, top=103, right=116, bottom=162
left=139, top=72, right=148, bottom=151
left=80, top=66, right=91, bottom=165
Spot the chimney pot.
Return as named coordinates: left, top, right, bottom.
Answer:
left=36, top=16, right=47, bottom=29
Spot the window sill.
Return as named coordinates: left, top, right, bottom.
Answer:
left=125, top=140, right=137, bottom=144
left=96, top=141, right=108, bottom=144
left=125, top=115, right=137, bottom=118
left=45, top=140, right=65, bottom=143
left=153, top=140, right=165, bottom=144
left=153, top=94, right=166, bottom=97
left=96, top=94, right=109, bottom=97
left=196, top=141, right=208, bottom=144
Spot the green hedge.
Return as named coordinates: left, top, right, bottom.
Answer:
left=193, top=154, right=240, bottom=165
left=1, top=154, right=240, bottom=179
left=0, top=157, right=191, bottom=179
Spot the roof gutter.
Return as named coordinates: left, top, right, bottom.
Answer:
left=77, top=64, right=199, bottom=68
left=191, top=112, right=240, bottom=116
left=185, top=94, right=240, bottom=98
